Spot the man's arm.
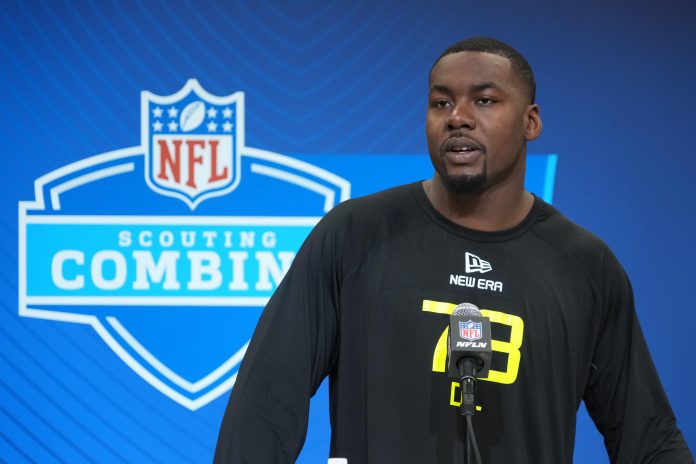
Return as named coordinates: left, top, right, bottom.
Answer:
left=584, top=252, right=693, bottom=463
left=214, top=210, right=343, bottom=463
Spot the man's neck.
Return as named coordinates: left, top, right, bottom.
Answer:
left=422, top=177, right=534, bottom=232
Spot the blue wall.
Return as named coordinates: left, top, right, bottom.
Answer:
left=1, top=1, right=694, bottom=462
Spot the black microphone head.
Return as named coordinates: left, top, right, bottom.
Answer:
left=447, top=302, right=492, bottom=379
left=452, top=302, right=481, bottom=317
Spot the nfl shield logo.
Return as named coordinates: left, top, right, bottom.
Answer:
left=142, top=79, right=243, bottom=210
left=460, top=320, right=482, bottom=341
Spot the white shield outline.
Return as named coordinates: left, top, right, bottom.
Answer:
left=18, top=81, right=351, bottom=410
left=18, top=145, right=350, bottom=410
left=142, top=79, right=244, bottom=210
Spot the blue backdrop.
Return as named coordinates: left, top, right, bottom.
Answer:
left=1, top=1, right=695, bottom=463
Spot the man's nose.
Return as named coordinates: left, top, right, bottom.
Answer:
left=446, top=103, right=476, bottom=130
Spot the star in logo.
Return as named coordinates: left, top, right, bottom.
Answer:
left=222, top=107, right=233, bottom=119
left=207, top=120, right=218, bottom=132
left=207, top=107, right=218, bottom=119
left=167, top=106, right=178, bottom=118
left=152, top=106, right=163, bottom=118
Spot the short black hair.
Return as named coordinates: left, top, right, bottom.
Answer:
left=431, top=36, right=536, bottom=104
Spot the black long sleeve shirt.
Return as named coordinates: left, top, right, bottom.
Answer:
left=215, top=183, right=692, bottom=463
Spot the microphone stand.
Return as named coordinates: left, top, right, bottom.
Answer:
left=458, top=358, right=483, bottom=464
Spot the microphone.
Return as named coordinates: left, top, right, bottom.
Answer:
left=447, top=302, right=492, bottom=416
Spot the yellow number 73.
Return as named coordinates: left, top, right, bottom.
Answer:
left=422, top=299, right=524, bottom=385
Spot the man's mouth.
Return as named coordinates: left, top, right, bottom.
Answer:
left=443, top=138, right=484, bottom=161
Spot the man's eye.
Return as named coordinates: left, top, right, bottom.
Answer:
left=433, top=100, right=451, bottom=108
left=477, top=97, right=496, bottom=105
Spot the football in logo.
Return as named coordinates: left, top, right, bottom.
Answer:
left=180, top=100, right=206, bottom=132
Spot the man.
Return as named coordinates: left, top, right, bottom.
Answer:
left=215, top=37, right=693, bottom=463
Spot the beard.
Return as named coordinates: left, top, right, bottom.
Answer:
left=437, top=158, right=488, bottom=194
left=441, top=172, right=487, bottom=193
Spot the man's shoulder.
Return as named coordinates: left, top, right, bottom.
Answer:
left=328, top=182, right=422, bottom=224
left=342, top=182, right=417, bottom=208
left=312, top=182, right=426, bottom=255
left=533, top=200, right=618, bottom=273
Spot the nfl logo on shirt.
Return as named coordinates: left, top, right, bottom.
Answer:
left=143, top=79, right=243, bottom=210
left=460, top=320, right=482, bottom=341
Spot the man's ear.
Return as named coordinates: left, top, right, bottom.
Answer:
left=525, top=104, right=542, bottom=141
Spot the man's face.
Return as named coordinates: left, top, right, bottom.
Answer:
left=426, top=51, right=540, bottom=194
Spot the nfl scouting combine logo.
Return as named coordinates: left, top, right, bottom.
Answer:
left=18, top=80, right=350, bottom=410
